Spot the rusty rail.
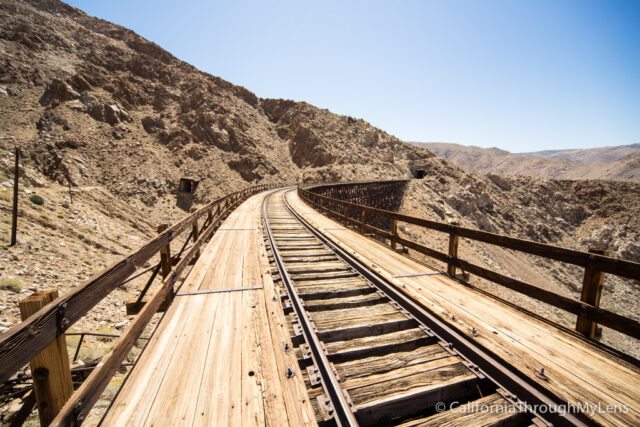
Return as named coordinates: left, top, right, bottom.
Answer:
left=298, top=183, right=640, bottom=341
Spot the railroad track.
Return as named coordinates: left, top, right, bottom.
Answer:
left=262, top=190, right=589, bottom=427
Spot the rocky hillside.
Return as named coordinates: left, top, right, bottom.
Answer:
left=413, top=142, right=640, bottom=182
left=0, top=0, right=436, bottom=218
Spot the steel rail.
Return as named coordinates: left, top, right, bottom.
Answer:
left=283, top=190, right=592, bottom=427
left=262, top=191, right=359, bottom=427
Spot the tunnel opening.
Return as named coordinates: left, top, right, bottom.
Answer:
left=176, top=177, right=200, bottom=211
left=413, top=169, right=426, bottom=179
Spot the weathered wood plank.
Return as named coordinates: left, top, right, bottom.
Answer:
left=287, top=189, right=640, bottom=426
left=257, top=221, right=316, bottom=426
left=299, top=187, right=640, bottom=280
left=325, top=328, right=427, bottom=355
left=398, top=393, right=525, bottom=427
left=335, top=345, right=451, bottom=380
left=0, top=184, right=272, bottom=385
left=51, top=192, right=240, bottom=426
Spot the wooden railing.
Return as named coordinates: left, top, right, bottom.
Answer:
left=0, top=183, right=278, bottom=425
left=298, top=184, right=640, bottom=341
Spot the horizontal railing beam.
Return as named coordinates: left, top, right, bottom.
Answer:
left=0, top=183, right=276, bottom=385
left=51, top=199, right=223, bottom=426
left=298, top=183, right=640, bottom=341
left=299, top=187, right=640, bottom=281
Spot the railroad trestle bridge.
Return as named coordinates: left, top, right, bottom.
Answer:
left=1, top=181, right=639, bottom=426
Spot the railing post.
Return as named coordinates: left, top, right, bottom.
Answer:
left=447, top=221, right=460, bottom=277
left=10, top=147, right=20, bottom=247
left=207, top=206, right=213, bottom=227
left=343, top=204, right=348, bottom=223
left=391, top=218, right=398, bottom=250
left=576, top=248, right=607, bottom=338
left=19, top=290, right=73, bottom=426
left=190, top=207, right=200, bottom=262
left=360, top=208, right=366, bottom=234
left=158, top=224, right=173, bottom=306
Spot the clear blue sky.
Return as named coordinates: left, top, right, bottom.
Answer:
left=65, top=0, right=640, bottom=152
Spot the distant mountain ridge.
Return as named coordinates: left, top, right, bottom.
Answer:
left=518, top=143, right=640, bottom=165
left=410, top=142, right=640, bottom=182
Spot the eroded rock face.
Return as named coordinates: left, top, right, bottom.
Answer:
left=70, top=74, right=92, bottom=92
left=141, top=116, right=166, bottom=134
left=227, top=154, right=276, bottom=182
left=39, top=79, right=79, bottom=106
left=286, top=124, right=335, bottom=168
left=363, top=129, right=378, bottom=147
left=262, top=98, right=297, bottom=123
left=79, top=92, right=131, bottom=124
left=188, top=111, right=233, bottom=150
left=379, top=147, right=394, bottom=163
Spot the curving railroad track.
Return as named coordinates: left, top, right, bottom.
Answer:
left=262, top=189, right=592, bottom=427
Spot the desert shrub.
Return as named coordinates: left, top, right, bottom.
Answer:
left=29, top=194, right=44, bottom=205
left=0, top=278, right=23, bottom=292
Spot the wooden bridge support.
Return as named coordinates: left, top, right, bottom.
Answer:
left=158, top=224, right=174, bottom=307
left=19, top=290, right=73, bottom=426
left=576, top=248, right=607, bottom=339
left=306, top=180, right=408, bottom=232
left=190, top=207, right=201, bottom=263
left=391, top=218, right=398, bottom=250
left=447, top=221, right=460, bottom=277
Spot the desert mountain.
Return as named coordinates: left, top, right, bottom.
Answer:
left=520, top=143, right=640, bottom=165
left=0, top=0, right=435, bottom=216
left=413, top=142, right=640, bottom=182
left=0, top=0, right=639, bottom=369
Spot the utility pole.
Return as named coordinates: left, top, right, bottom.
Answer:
left=10, top=146, right=20, bottom=247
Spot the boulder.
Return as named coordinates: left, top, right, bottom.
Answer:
left=70, top=74, right=92, bottom=92
left=141, top=116, right=166, bottom=134
left=286, top=123, right=334, bottom=168
left=80, top=91, right=99, bottom=107
left=39, top=79, right=79, bottom=106
left=103, top=104, right=122, bottom=124
left=363, top=129, right=378, bottom=146
left=81, top=93, right=130, bottom=124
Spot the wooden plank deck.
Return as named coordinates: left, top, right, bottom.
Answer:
left=285, top=189, right=640, bottom=427
left=103, top=192, right=315, bottom=426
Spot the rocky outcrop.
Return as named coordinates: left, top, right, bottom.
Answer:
left=227, top=154, right=276, bottom=182
left=78, top=92, right=131, bottom=124
left=39, top=79, right=79, bottom=106
left=141, top=116, right=166, bottom=134
left=285, top=123, right=335, bottom=168
left=261, top=98, right=297, bottom=123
